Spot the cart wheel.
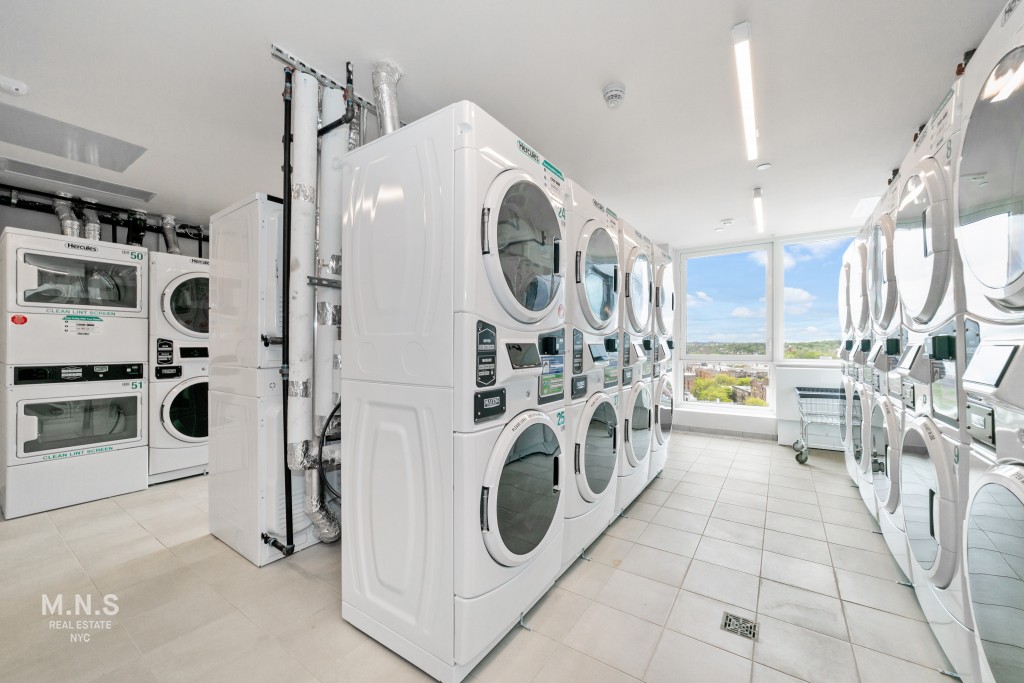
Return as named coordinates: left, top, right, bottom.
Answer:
left=795, top=450, right=809, bottom=465
left=792, top=439, right=804, bottom=453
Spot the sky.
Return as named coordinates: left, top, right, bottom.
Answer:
left=685, top=237, right=853, bottom=344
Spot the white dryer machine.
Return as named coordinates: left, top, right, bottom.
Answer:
left=149, top=252, right=209, bottom=483
left=339, top=101, right=569, bottom=682
left=649, top=245, right=675, bottom=481
left=1, top=227, right=148, bottom=364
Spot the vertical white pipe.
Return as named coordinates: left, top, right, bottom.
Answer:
left=315, top=87, right=345, bottom=437
left=286, top=71, right=319, bottom=471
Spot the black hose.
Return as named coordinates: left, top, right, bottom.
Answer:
left=278, top=67, right=296, bottom=555
left=318, top=401, right=342, bottom=501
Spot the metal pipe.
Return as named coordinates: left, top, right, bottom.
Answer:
left=304, top=471, right=339, bottom=543
left=53, top=197, right=81, bottom=237
left=276, top=67, right=296, bottom=555
left=160, top=215, right=182, bottom=254
left=371, top=60, right=402, bottom=136
left=81, top=206, right=102, bottom=241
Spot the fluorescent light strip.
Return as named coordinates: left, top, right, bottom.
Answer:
left=733, top=21, right=758, bottom=161
left=753, top=187, right=765, bottom=233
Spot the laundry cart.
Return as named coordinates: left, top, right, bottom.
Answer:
left=792, top=387, right=853, bottom=464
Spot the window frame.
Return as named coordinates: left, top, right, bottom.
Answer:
left=774, top=229, right=858, bottom=367
left=678, top=241, right=774, bottom=363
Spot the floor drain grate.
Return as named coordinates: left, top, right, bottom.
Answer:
left=721, top=612, right=758, bottom=640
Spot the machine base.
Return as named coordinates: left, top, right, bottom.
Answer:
left=913, top=582, right=980, bottom=683
left=149, top=463, right=208, bottom=485
left=879, top=507, right=912, bottom=581
left=149, top=444, right=208, bottom=482
left=1, top=446, right=147, bottom=519
left=561, top=493, right=617, bottom=572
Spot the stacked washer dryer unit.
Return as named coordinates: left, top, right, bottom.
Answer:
left=893, top=78, right=981, bottom=682
left=614, top=220, right=655, bottom=514
left=0, top=228, right=149, bottom=518
left=339, top=102, right=568, bottom=683
left=649, top=244, right=675, bottom=482
left=208, top=194, right=326, bottom=566
left=865, top=179, right=915, bottom=576
left=955, top=5, right=1024, bottom=681
left=844, top=236, right=870, bottom=484
left=861, top=181, right=905, bottom=520
left=148, top=249, right=209, bottom=483
left=560, top=181, right=621, bottom=571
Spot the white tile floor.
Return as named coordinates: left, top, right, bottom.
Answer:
left=0, top=433, right=955, bottom=682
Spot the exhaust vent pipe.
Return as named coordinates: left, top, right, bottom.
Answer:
left=161, top=215, right=182, bottom=254
left=81, top=206, right=102, bottom=241
left=372, top=60, right=403, bottom=136
left=53, top=197, right=81, bottom=238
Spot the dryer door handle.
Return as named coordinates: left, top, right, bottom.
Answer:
left=613, top=266, right=619, bottom=294
left=624, top=419, right=630, bottom=443
left=552, top=456, right=560, bottom=492
left=553, top=239, right=561, bottom=275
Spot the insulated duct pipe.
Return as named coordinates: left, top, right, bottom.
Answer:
left=371, top=60, right=402, bottom=136
left=286, top=71, right=318, bottom=473
left=161, top=215, right=182, bottom=254
left=81, top=206, right=102, bottom=241
left=53, top=197, right=81, bottom=237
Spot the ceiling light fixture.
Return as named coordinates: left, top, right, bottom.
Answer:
left=851, top=195, right=882, bottom=222
left=757, top=162, right=772, bottom=171
left=753, top=187, right=765, bottom=233
left=732, top=21, right=759, bottom=161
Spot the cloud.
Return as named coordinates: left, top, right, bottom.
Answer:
left=748, top=251, right=767, bottom=267
left=784, top=287, right=816, bottom=315
left=730, top=306, right=762, bottom=318
left=687, top=291, right=713, bottom=307
left=783, top=251, right=796, bottom=270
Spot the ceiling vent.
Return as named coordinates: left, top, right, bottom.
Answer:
left=0, top=157, right=156, bottom=203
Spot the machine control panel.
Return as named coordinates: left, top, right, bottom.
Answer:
left=180, top=347, right=209, bottom=358
left=571, top=376, right=588, bottom=400
left=14, top=363, right=144, bottom=385
left=474, top=388, right=506, bottom=423
left=572, top=328, right=584, bottom=376
left=476, top=321, right=497, bottom=387
left=966, top=401, right=996, bottom=447
left=155, top=366, right=183, bottom=379
left=537, top=329, right=565, bottom=405
left=902, top=378, right=916, bottom=410
left=156, top=338, right=174, bottom=365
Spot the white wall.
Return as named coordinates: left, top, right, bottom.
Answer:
left=0, top=205, right=205, bottom=257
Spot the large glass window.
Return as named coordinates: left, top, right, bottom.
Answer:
left=681, top=362, right=770, bottom=406
left=684, top=248, right=768, bottom=357
left=782, top=237, right=855, bottom=359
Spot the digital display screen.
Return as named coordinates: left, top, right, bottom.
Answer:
left=180, top=347, right=209, bottom=358
left=898, top=345, right=921, bottom=370
left=506, top=343, right=541, bottom=369
left=963, top=345, right=1017, bottom=387
left=588, top=343, right=608, bottom=362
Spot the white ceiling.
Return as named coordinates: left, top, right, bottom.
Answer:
left=0, top=0, right=1006, bottom=248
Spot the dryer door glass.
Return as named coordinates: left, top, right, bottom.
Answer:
left=581, top=226, right=617, bottom=326
left=659, top=378, right=674, bottom=442
left=966, top=480, right=1024, bottom=682
left=628, top=253, right=652, bottom=330
left=657, top=262, right=675, bottom=335
left=900, top=428, right=940, bottom=570
left=893, top=168, right=949, bottom=324
left=494, top=422, right=561, bottom=556
left=496, top=181, right=561, bottom=312
left=21, top=396, right=139, bottom=455
left=21, top=253, right=139, bottom=308
left=168, top=276, right=210, bottom=335
left=872, top=404, right=894, bottom=505
left=959, top=46, right=1024, bottom=302
left=630, top=385, right=652, bottom=463
left=581, top=401, right=616, bottom=497
left=167, top=381, right=209, bottom=440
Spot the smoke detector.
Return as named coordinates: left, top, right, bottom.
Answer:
left=0, top=74, right=27, bottom=96
left=603, top=83, right=626, bottom=109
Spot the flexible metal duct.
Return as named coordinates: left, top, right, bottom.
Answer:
left=304, top=470, right=340, bottom=543
left=53, top=198, right=81, bottom=237
left=80, top=206, right=102, bottom=241
left=371, top=60, right=402, bottom=136
left=161, top=215, right=182, bottom=254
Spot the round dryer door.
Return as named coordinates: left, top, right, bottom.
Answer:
left=849, top=239, right=870, bottom=335
left=958, top=46, right=1024, bottom=309
left=625, top=248, right=652, bottom=333
left=900, top=418, right=959, bottom=586
left=893, top=158, right=952, bottom=326
left=482, top=171, right=564, bottom=324
left=574, top=395, right=617, bottom=502
left=867, top=215, right=899, bottom=329
left=624, top=383, right=653, bottom=467
left=965, top=464, right=1024, bottom=683
left=655, top=261, right=675, bottom=336
left=871, top=398, right=902, bottom=513
left=162, top=377, right=209, bottom=443
left=162, top=273, right=210, bottom=338
left=655, top=376, right=674, bottom=446
left=575, top=221, right=618, bottom=330
left=481, top=410, right=562, bottom=567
